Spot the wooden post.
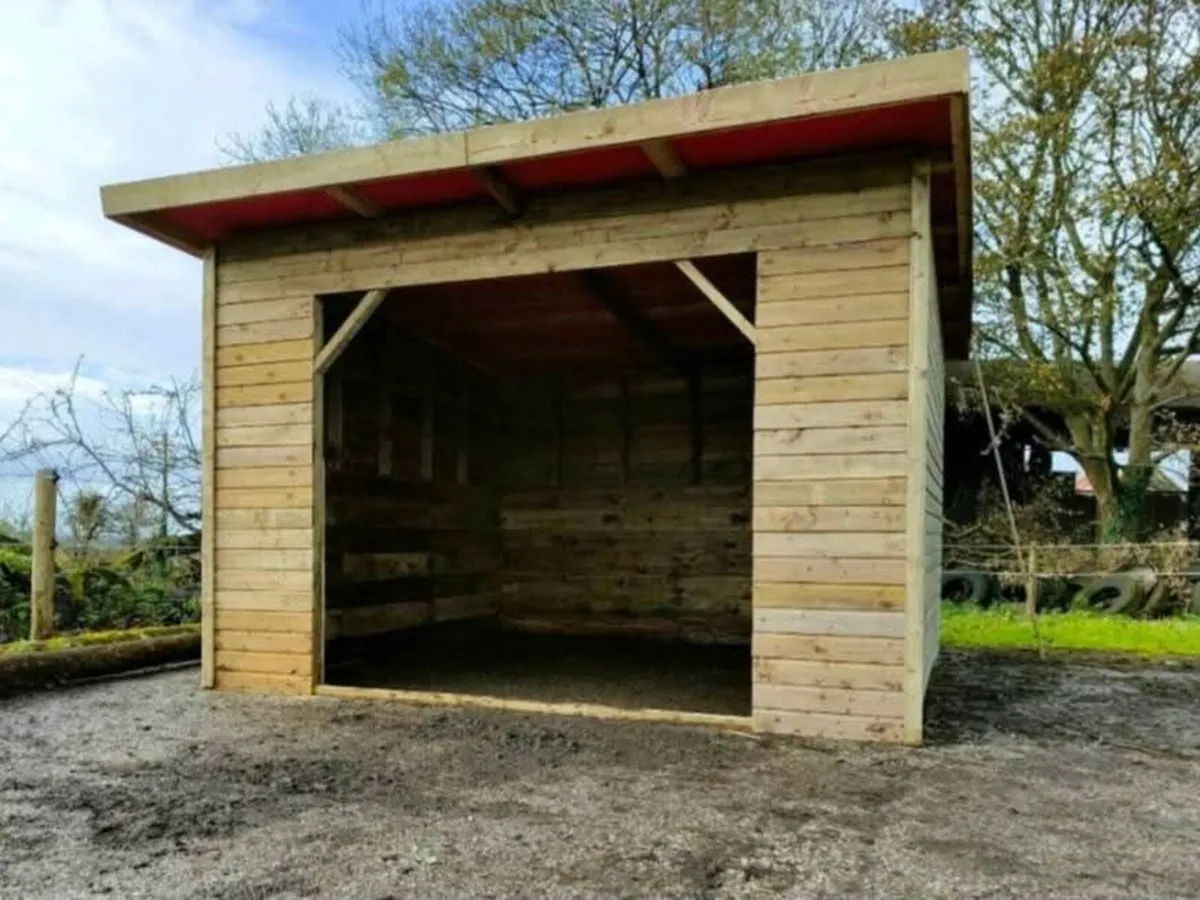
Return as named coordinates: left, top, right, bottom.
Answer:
left=30, top=469, right=58, bottom=641
left=1025, top=545, right=1038, bottom=620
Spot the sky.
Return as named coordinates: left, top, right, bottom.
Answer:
left=0, top=0, right=360, bottom=509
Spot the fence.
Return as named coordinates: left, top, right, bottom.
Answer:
left=0, top=470, right=201, bottom=643
left=944, top=540, right=1200, bottom=618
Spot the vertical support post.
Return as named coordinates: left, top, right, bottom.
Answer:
left=457, top=368, right=471, bottom=486
left=1025, top=545, right=1038, bottom=620
left=312, top=297, right=327, bottom=689
left=200, top=248, right=216, bottom=687
left=903, top=159, right=933, bottom=746
left=420, top=351, right=436, bottom=481
left=378, top=329, right=394, bottom=477
left=30, top=469, right=58, bottom=641
left=618, top=379, right=631, bottom=487
left=688, top=369, right=704, bottom=486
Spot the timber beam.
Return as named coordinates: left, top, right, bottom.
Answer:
left=472, top=167, right=523, bottom=216
left=315, top=288, right=390, bottom=375
left=325, top=184, right=384, bottom=218
left=674, top=260, right=756, bottom=345
left=641, top=139, right=687, bottom=179
left=574, top=270, right=691, bottom=376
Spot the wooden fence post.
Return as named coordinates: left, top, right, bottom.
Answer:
left=1025, top=544, right=1038, bottom=620
left=30, top=469, right=59, bottom=641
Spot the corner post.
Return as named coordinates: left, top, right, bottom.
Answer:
left=200, top=247, right=216, bottom=687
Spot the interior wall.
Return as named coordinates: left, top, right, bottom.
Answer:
left=322, top=307, right=500, bottom=645
left=496, top=365, right=752, bottom=642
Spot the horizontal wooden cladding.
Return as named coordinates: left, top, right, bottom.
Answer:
left=214, top=671, right=311, bottom=696
left=217, top=162, right=912, bottom=295
left=215, top=360, right=312, bottom=388
left=754, top=453, right=907, bottom=482
left=215, top=507, right=313, bottom=530
left=216, top=423, right=312, bottom=448
left=756, top=238, right=909, bottom=277
left=756, top=346, right=907, bottom=379
left=754, top=657, right=905, bottom=692
left=755, top=425, right=907, bottom=456
left=756, top=293, right=908, bottom=329
left=216, top=339, right=311, bottom=368
left=216, top=403, right=312, bottom=428
left=215, top=568, right=313, bottom=592
left=216, top=445, right=313, bottom=469
left=753, top=506, right=903, bottom=533
left=215, top=587, right=312, bottom=611
left=215, top=548, right=314, bottom=570
left=216, top=650, right=313, bottom=677
left=754, top=556, right=905, bottom=585
left=755, top=374, right=908, bottom=406
left=757, top=320, right=909, bottom=354
left=754, top=532, right=905, bottom=559
left=754, top=683, right=903, bottom=719
left=216, top=318, right=314, bottom=347
left=215, top=528, right=313, bottom=550
left=754, top=608, right=904, bottom=637
left=754, top=582, right=904, bottom=611
left=216, top=609, right=312, bottom=633
left=754, top=633, right=904, bottom=665
left=215, top=467, right=313, bottom=490
left=755, top=478, right=906, bottom=507
left=753, top=709, right=904, bottom=743
left=215, top=630, right=313, bottom=654
left=215, top=296, right=311, bottom=326
left=215, top=486, right=312, bottom=509
left=753, top=400, right=906, bottom=431
left=757, top=267, right=910, bottom=305
left=215, top=382, right=313, bottom=408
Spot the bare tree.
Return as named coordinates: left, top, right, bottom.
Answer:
left=1, top=364, right=201, bottom=536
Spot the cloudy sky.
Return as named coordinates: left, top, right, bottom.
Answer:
left=0, top=0, right=363, bottom=506
left=0, top=0, right=354, bottom=396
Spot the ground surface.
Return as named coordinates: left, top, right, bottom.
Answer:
left=329, top=623, right=751, bottom=716
left=1, top=651, right=1198, bottom=899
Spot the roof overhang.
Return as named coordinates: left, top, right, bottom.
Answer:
left=100, top=49, right=973, bottom=355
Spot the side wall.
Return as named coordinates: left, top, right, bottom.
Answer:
left=751, top=179, right=913, bottom=743
left=497, top=367, right=751, bottom=640
left=322, top=313, right=499, bottom=644
left=208, top=273, right=318, bottom=695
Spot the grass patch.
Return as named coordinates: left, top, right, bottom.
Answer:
left=0, top=623, right=199, bottom=656
left=941, top=602, right=1200, bottom=658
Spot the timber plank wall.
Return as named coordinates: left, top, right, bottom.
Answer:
left=497, top=367, right=751, bottom=642
left=206, top=154, right=945, bottom=742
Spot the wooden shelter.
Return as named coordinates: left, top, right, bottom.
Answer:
left=101, top=50, right=971, bottom=744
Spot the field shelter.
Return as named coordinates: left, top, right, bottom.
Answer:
left=100, top=49, right=972, bottom=744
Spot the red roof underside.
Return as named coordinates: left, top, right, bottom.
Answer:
left=159, top=99, right=954, bottom=243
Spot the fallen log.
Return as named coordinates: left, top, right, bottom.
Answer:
left=0, top=632, right=200, bottom=692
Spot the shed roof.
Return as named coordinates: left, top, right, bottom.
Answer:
left=100, top=49, right=973, bottom=355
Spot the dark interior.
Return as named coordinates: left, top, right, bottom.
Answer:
left=319, top=256, right=757, bottom=716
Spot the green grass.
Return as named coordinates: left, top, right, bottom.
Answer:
left=0, top=623, right=199, bottom=656
left=941, top=602, right=1200, bottom=658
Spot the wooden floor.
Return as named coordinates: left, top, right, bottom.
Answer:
left=324, top=620, right=752, bottom=719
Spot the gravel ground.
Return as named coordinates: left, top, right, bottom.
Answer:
left=1, top=651, right=1198, bottom=899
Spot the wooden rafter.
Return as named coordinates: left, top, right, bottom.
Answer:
left=574, top=270, right=690, bottom=375
left=314, top=288, right=390, bottom=375
left=472, top=166, right=522, bottom=215
left=325, top=184, right=383, bottom=218
left=641, top=139, right=687, bottom=178
left=674, top=260, right=756, bottom=345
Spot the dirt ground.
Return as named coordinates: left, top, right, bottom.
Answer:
left=1, top=652, right=1198, bottom=899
